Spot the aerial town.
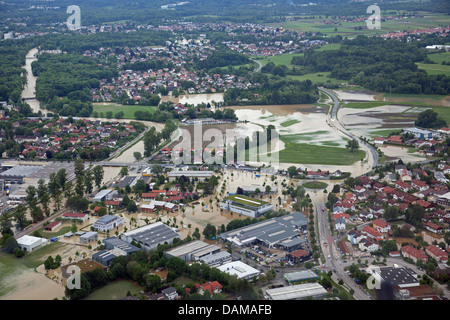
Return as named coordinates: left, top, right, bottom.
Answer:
left=0, top=0, right=449, bottom=305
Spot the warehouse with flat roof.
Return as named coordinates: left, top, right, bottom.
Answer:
left=283, top=270, right=318, bottom=283
left=217, top=261, right=260, bottom=280
left=164, top=240, right=221, bottom=262
left=218, top=212, right=307, bottom=249
left=121, top=222, right=180, bottom=250
left=220, top=194, right=274, bottom=218
left=265, top=283, right=327, bottom=300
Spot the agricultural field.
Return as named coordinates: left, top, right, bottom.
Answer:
left=92, top=103, right=157, bottom=119
left=266, top=13, right=450, bottom=38
left=416, top=52, right=450, bottom=76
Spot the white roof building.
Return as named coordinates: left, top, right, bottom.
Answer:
left=265, top=283, right=327, bottom=300
left=17, top=235, right=48, bottom=252
left=217, top=261, right=260, bottom=280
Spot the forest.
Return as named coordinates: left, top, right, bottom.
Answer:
left=224, top=74, right=318, bottom=106
left=32, top=53, right=117, bottom=117
left=291, top=36, right=450, bottom=95
left=194, top=50, right=251, bottom=70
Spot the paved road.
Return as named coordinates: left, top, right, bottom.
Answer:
left=319, top=87, right=379, bottom=169
left=252, top=59, right=263, bottom=73
left=313, top=195, right=370, bottom=300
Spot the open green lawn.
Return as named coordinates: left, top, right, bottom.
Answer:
left=92, top=103, right=157, bottom=119
left=416, top=62, right=450, bottom=76
left=426, top=52, right=450, bottom=64
left=277, top=138, right=365, bottom=165
left=257, top=53, right=304, bottom=67
left=84, top=280, right=144, bottom=300
left=287, top=72, right=345, bottom=85
left=302, top=181, right=328, bottom=189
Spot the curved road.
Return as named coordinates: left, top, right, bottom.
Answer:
left=319, top=87, right=379, bottom=169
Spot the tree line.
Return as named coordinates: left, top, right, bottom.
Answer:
left=292, top=36, right=449, bottom=95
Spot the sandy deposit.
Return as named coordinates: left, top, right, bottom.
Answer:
left=338, top=104, right=419, bottom=137
left=1, top=243, right=93, bottom=300
left=332, top=90, right=377, bottom=101
left=379, top=145, right=426, bottom=163
left=229, top=105, right=345, bottom=148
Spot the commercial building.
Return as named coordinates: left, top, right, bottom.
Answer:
left=283, top=270, right=318, bottom=283
left=265, top=283, right=327, bottom=300
left=217, top=261, right=260, bottom=280
left=17, top=235, right=48, bottom=252
left=120, top=222, right=180, bottom=251
left=80, top=231, right=98, bottom=244
left=93, top=237, right=141, bottom=266
left=92, top=215, right=124, bottom=232
left=164, top=240, right=221, bottom=262
left=0, top=165, right=41, bottom=184
left=44, top=221, right=62, bottom=232
left=220, top=194, right=274, bottom=218
left=219, top=212, right=307, bottom=249
left=62, top=212, right=89, bottom=222
left=93, top=189, right=114, bottom=202
left=404, top=127, right=433, bottom=140
left=372, top=267, right=420, bottom=289
left=198, top=251, right=232, bottom=267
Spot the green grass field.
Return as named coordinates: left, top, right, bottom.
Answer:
left=92, top=103, right=157, bottom=119
left=302, top=181, right=328, bottom=189
left=277, top=138, right=365, bottom=165
left=84, top=280, right=144, bottom=300
left=287, top=72, right=345, bottom=85
left=266, top=13, right=450, bottom=38
left=256, top=53, right=304, bottom=67
left=416, top=62, right=450, bottom=76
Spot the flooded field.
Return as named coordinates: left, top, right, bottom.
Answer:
left=228, top=104, right=347, bottom=148
left=332, top=90, right=377, bottom=101
left=338, top=104, right=420, bottom=137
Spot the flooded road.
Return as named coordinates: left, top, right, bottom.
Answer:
left=21, top=48, right=43, bottom=114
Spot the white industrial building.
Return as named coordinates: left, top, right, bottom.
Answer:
left=217, top=261, right=261, bottom=280
left=265, top=282, right=327, bottom=300
left=17, top=235, right=48, bottom=252
left=92, top=215, right=124, bottom=232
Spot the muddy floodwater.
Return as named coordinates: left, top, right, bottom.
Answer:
left=338, top=104, right=422, bottom=137
left=160, top=93, right=224, bottom=106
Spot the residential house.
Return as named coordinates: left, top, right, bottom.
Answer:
left=195, top=281, right=223, bottom=296
left=425, top=245, right=448, bottom=263
left=372, top=219, right=392, bottom=234
left=411, top=180, right=429, bottom=192
left=424, top=221, right=443, bottom=234
left=335, top=218, right=346, bottom=230
left=401, top=245, right=428, bottom=263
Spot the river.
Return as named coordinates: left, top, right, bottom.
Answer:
left=21, top=48, right=44, bottom=114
